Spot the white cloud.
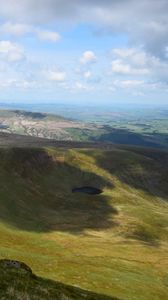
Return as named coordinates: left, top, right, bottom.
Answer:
left=111, top=59, right=149, bottom=75
left=114, top=79, right=144, bottom=88
left=46, top=70, right=66, bottom=82
left=36, top=29, right=60, bottom=42
left=111, top=60, right=131, bottom=75
left=76, top=82, right=85, bottom=89
left=0, top=78, right=36, bottom=89
left=111, top=46, right=168, bottom=84
left=111, top=48, right=151, bottom=75
left=0, top=22, right=61, bottom=43
left=1, top=22, right=31, bottom=36
left=113, top=48, right=136, bottom=59
left=113, top=48, right=147, bottom=66
left=83, top=70, right=92, bottom=79
left=80, top=51, right=97, bottom=64
left=75, top=81, right=93, bottom=91
left=0, top=2, right=168, bottom=99
left=0, top=40, right=24, bottom=62
left=0, top=1, right=168, bottom=58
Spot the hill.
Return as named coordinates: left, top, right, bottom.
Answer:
left=0, top=109, right=94, bottom=140
left=0, top=140, right=167, bottom=299
left=0, top=260, right=117, bottom=300
left=1, top=109, right=168, bottom=149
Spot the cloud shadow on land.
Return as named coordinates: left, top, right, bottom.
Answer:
left=0, top=148, right=117, bottom=233
left=93, top=146, right=168, bottom=200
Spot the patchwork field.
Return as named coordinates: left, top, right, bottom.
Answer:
left=0, top=144, right=168, bottom=299
left=1, top=109, right=168, bottom=149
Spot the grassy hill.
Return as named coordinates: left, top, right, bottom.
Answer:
left=0, top=109, right=67, bottom=121
left=0, top=260, right=117, bottom=300
left=0, top=143, right=168, bottom=299
left=1, top=109, right=168, bottom=149
left=0, top=109, right=93, bottom=141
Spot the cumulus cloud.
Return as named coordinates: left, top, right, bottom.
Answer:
left=113, top=79, right=144, bottom=89
left=0, top=40, right=24, bottom=62
left=110, top=47, right=168, bottom=79
left=80, top=51, right=97, bottom=64
left=75, top=82, right=86, bottom=90
left=0, top=1, right=168, bottom=98
left=46, top=70, right=66, bottom=82
left=83, top=70, right=92, bottom=79
left=35, top=29, right=60, bottom=42
left=0, top=22, right=31, bottom=36
left=75, top=81, right=93, bottom=91
left=0, top=79, right=36, bottom=89
left=0, top=1, right=168, bottom=58
left=113, top=48, right=148, bottom=66
left=111, top=59, right=149, bottom=75
left=0, top=22, right=60, bottom=43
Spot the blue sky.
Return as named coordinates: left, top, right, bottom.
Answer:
left=0, top=0, right=168, bottom=105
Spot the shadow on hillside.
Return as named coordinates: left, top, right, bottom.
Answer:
left=12, top=110, right=47, bottom=119
left=92, top=147, right=168, bottom=200
left=0, top=148, right=117, bottom=233
left=93, top=127, right=163, bottom=149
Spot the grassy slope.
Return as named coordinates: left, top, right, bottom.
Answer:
left=0, top=109, right=67, bottom=121
left=66, top=126, right=168, bottom=149
left=0, top=146, right=167, bottom=299
left=0, top=109, right=74, bottom=140
left=1, top=108, right=168, bottom=149
left=0, top=262, right=117, bottom=300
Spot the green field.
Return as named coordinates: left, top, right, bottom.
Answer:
left=1, top=108, right=168, bottom=149
left=0, top=260, right=116, bottom=300
left=0, top=144, right=168, bottom=299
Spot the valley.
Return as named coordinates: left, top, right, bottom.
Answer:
left=0, top=107, right=168, bottom=150
left=0, top=137, right=168, bottom=299
left=1, top=1, right=168, bottom=299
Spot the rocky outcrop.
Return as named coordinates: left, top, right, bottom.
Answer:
left=0, top=259, right=33, bottom=275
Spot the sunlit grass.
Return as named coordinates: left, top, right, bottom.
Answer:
left=0, top=146, right=168, bottom=299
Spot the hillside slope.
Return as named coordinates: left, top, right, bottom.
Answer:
left=0, top=109, right=93, bottom=140
left=0, top=260, right=117, bottom=300
left=1, top=109, right=168, bottom=149
left=0, top=145, right=168, bottom=299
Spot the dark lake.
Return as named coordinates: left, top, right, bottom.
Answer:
left=72, top=186, right=102, bottom=195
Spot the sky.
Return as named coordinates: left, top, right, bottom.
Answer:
left=0, top=0, right=168, bottom=105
